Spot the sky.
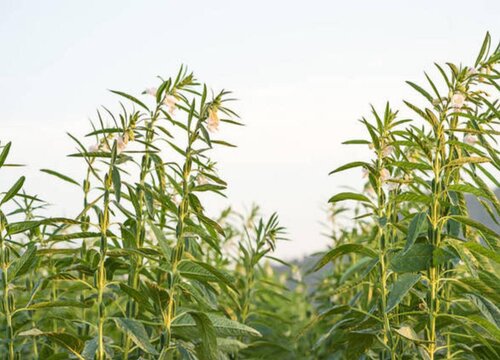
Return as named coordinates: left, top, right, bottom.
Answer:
left=1, top=0, right=499, bottom=259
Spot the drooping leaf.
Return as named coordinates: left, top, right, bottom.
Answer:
left=386, top=273, right=421, bottom=312
left=1, top=176, right=25, bottom=205
left=0, top=142, right=12, bottom=167
left=390, top=243, right=433, bottom=273
left=191, top=312, right=217, bottom=360
left=312, top=244, right=377, bottom=271
left=328, top=192, right=373, bottom=206
left=113, top=317, right=159, bottom=355
left=404, top=211, right=427, bottom=253
left=9, top=245, right=37, bottom=280
left=40, top=168, right=80, bottom=186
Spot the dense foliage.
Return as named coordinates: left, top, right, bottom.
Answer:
left=0, top=34, right=498, bottom=359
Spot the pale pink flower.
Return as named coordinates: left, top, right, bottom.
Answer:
left=163, top=95, right=177, bottom=114
left=386, top=181, right=398, bottom=191
left=144, top=87, right=158, bottom=96
left=380, top=168, right=390, bottom=181
left=467, top=67, right=478, bottom=76
left=464, top=134, right=478, bottom=145
left=450, top=93, right=466, bottom=109
left=382, top=145, right=394, bottom=158
left=432, top=98, right=442, bottom=106
left=116, top=136, right=127, bottom=153
left=88, top=144, right=99, bottom=153
left=196, top=174, right=208, bottom=185
left=362, top=168, right=369, bottom=178
left=207, top=108, right=220, bottom=133
left=479, top=66, right=491, bottom=81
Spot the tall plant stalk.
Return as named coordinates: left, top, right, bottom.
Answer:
left=96, top=145, right=116, bottom=359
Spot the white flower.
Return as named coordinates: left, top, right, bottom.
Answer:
left=116, top=136, right=127, bottom=153
left=88, top=143, right=99, bottom=153
left=382, top=145, right=394, bottom=158
left=450, top=93, right=466, bottom=109
left=467, top=67, right=478, bottom=76
left=144, top=87, right=158, bottom=96
left=207, top=108, right=220, bottom=133
left=386, top=181, right=398, bottom=191
left=196, top=174, right=208, bottom=185
left=163, top=95, right=177, bottom=114
left=380, top=168, right=390, bottom=181
left=464, top=134, right=478, bottom=145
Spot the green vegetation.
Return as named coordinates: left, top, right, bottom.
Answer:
left=0, top=34, right=498, bottom=359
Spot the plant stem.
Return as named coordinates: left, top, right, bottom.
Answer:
left=97, top=165, right=113, bottom=360
left=0, top=228, right=14, bottom=360
left=376, top=153, right=395, bottom=359
left=162, top=105, right=198, bottom=350
left=428, top=123, right=444, bottom=360
left=123, top=109, right=159, bottom=359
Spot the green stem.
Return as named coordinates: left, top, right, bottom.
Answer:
left=1, top=229, right=14, bottom=360
left=123, top=109, right=160, bottom=359
left=97, top=167, right=112, bottom=360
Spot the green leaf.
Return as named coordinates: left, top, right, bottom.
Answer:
left=386, top=273, right=421, bottom=312
left=148, top=220, right=172, bottom=260
left=475, top=31, right=490, bottom=66
left=19, top=330, right=84, bottom=357
left=448, top=183, right=489, bottom=200
left=1, top=176, right=25, bottom=205
left=406, top=81, right=434, bottom=103
left=26, top=300, right=89, bottom=310
left=192, top=184, right=226, bottom=193
left=178, top=261, right=226, bottom=284
left=109, top=90, right=149, bottom=111
left=81, top=337, right=98, bottom=360
left=216, top=338, right=247, bottom=353
left=394, top=326, right=423, bottom=343
left=329, top=161, right=369, bottom=175
left=445, top=157, right=490, bottom=167
left=342, top=139, right=370, bottom=145
left=190, top=312, right=217, bottom=360
left=192, top=260, right=238, bottom=292
left=172, top=314, right=261, bottom=338
left=404, top=212, right=427, bottom=253
left=9, top=245, right=37, bottom=280
left=40, top=169, right=80, bottom=186
left=112, top=166, right=121, bottom=202
left=390, top=243, right=433, bottom=273
left=7, top=220, right=40, bottom=235
left=466, top=293, right=500, bottom=328
left=312, top=244, right=377, bottom=271
left=328, top=192, right=373, bottom=205
left=464, top=242, right=500, bottom=264
left=0, top=142, right=12, bottom=168
left=450, top=215, right=499, bottom=238
left=113, top=317, right=159, bottom=355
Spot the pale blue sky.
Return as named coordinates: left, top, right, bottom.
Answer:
left=1, top=1, right=499, bottom=258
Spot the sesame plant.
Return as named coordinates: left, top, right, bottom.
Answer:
left=1, top=34, right=499, bottom=360
left=0, top=68, right=269, bottom=359
left=312, top=32, right=500, bottom=359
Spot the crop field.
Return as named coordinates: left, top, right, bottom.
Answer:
left=0, top=33, right=499, bottom=359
